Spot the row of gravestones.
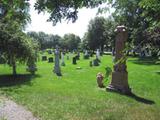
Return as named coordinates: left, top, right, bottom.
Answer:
left=42, top=56, right=54, bottom=63
left=41, top=49, right=101, bottom=67
left=84, top=49, right=101, bottom=67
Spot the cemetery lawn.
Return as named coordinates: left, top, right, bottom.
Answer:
left=0, top=55, right=160, bottom=120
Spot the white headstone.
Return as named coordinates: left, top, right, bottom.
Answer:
left=96, top=49, right=100, bottom=59
left=85, top=50, right=88, bottom=56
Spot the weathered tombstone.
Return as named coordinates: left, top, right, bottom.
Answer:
left=26, top=60, right=37, bottom=75
left=72, top=56, right=77, bottom=65
left=93, top=59, right=99, bottom=66
left=26, top=64, right=37, bottom=75
left=76, top=52, right=80, bottom=60
left=53, top=47, right=62, bottom=76
left=42, top=56, right=47, bottom=61
left=48, top=57, right=54, bottom=63
left=48, top=49, right=52, bottom=54
left=84, top=50, right=89, bottom=59
left=107, top=25, right=131, bottom=94
left=96, top=49, right=100, bottom=60
left=61, top=52, right=65, bottom=66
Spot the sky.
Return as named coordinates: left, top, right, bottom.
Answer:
left=25, top=1, right=113, bottom=38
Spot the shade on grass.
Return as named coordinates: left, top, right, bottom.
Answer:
left=0, top=55, right=160, bottom=120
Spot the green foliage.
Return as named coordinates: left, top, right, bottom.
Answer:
left=105, top=66, right=112, bottom=78
left=108, top=0, right=160, bottom=56
left=61, top=33, right=81, bottom=50
left=0, top=0, right=30, bottom=29
left=34, top=0, right=104, bottom=25
left=27, top=31, right=62, bottom=49
left=0, top=21, right=39, bottom=75
left=28, top=32, right=81, bottom=51
left=83, top=16, right=115, bottom=51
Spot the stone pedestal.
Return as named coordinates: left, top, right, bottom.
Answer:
left=107, top=71, right=130, bottom=94
left=106, top=25, right=131, bottom=94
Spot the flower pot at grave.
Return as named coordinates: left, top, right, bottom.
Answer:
left=96, top=73, right=105, bottom=88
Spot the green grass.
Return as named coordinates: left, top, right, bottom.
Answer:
left=0, top=54, right=160, bottom=120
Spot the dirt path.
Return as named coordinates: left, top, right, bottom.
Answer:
left=0, top=98, right=39, bottom=120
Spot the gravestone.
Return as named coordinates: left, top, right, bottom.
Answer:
left=76, top=52, right=80, bottom=60
left=42, top=56, right=47, bottom=61
left=26, top=64, right=37, bottom=75
left=93, top=58, right=100, bottom=66
left=96, top=49, right=100, bottom=60
left=26, top=60, right=37, bottom=75
left=72, top=57, right=77, bottom=65
left=61, top=52, right=65, bottom=66
left=84, top=50, right=89, bottom=59
left=48, top=57, right=54, bottom=63
left=53, top=47, right=62, bottom=76
left=48, top=50, right=52, bottom=54
left=107, top=25, right=131, bottom=94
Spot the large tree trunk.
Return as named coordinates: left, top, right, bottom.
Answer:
left=12, top=61, right=17, bottom=75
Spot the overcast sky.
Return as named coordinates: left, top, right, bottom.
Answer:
left=25, top=1, right=113, bottom=38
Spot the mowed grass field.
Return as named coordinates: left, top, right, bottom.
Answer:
left=0, top=54, right=160, bottom=120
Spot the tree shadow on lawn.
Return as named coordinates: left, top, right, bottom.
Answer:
left=108, top=90, right=155, bottom=105
left=127, top=92, right=155, bottom=105
left=155, top=71, right=160, bottom=75
left=128, top=57, right=160, bottom=66
left=0, top=74, right=41, bottom=87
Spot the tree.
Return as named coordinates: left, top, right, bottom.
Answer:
left=0, top=0, right=30, bottom=28
left=0, top=0, right=38, bottom=75
left=27, top=31, right=62, bottom=49
left=0, top=21, right=39, bottom=75
left=103, top=17, right=116, bottom=51
left=83, top=17, right=107, bottom=51
left=109, top=0, right=160, bottom=56
left=34, top=0, right=104, bottom=25
left=62, top=34, right=81, bottom=51
left=139, top=0, right=160, bottom=53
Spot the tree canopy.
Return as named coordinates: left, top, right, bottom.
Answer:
left=0, top=0, right=38, bottom=75
left=34, top=0, right=104, bottom=25
left=82, top=16, right=115, bottom=51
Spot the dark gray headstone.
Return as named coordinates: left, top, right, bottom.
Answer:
left=72, top=57, right=77, bottom=65
left=48, top=57, right=54, bottom=63
left=93, top=59, right=99, bottom=66
left=42, top=56, right=47, bottom=61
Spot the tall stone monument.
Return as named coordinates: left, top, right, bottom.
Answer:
left=107, top=25, right=131, bottom=94
left=53, top=46, right=62, bottom=76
